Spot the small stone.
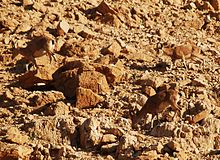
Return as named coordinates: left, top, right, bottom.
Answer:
left=3, top=90, right=14, bottom=100
left=166, top=140, right=182, bottom=152
left=76, top=87, right=104, bottom=109
left=102, top=41, right=121, bottom=57
left=116, top=134, right=137, bottom=159
left=190, top=110, right=209, bottom=124
left=0, top=142, right=33, bottom=159
left=191, top=78, right=208, bottom=87
left=57, top=20, right=70, bottom=36
left=16, top=23, right=32, bottom=33
left=101, top=143, right=118, bottom=153
left=101, top=134, right=117, bottom=144
left=80, top=118, right=102, bottom=150
left=44, top=101, right=69, bottom=116
left=142, top=86, right=156, bottom=96
left=95, top=64, right=124, bottom=84
left=150, top=122, right=177, bottom=137
left=22, top=0, right=34, bottom=7
left=96, top=1, right=116, bottom=15
left=138, top=150, right=158, bottom=159
left=138, top=75, right=166, bottom=89
left=6, top=127, right=29, bottom=144
left=78, top=27, right=96, bottom=38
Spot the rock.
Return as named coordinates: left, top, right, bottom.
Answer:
left=102, top=41, right=122, bottom=57
left=163, top=0, right=183, bottom=5
left=22, top=0, right=34, bottom=8
left=191, top=77, right=208, bottom=87
left=22, top=116, right=76, bottom=145
left=166, top=140, right=182, bottom=152
left=6, top=127, right=29, bottom=144
left=79, top=70, right=110, bottom=94
left=189, top=110, right=209, bottom=124
left=210, top=0, right=220, bottom=10
left=137, top=150, right=158, bottom=160
left=78, top=27, right=96, bottom=38
left=116, top=134, right=137, bottom=159
left=57, top=20, right=70, bottom=36
left=44, top=101, right=69, bottom=116
left=214, top=135, right=220, bottom=149
left=28, top=91, right=65, bottom=109
left=95, top=64, right=124, bottom=84
left=3, top=90, right=14, bottom=100
left=101, top=134, right=117, bottom=144
left=18, top=55, right=60, bottom=89
left=80, top=118, right=102, bottom=150
left=96, top=1, right=116, bottom=15
left=150, top=122, right=177, bottom=137
left=76, top=87, right=104, bottom=109
left=142, top=86, right=156, bottom=96
left=52, top=61, right=85, bottom=98
left=58, top=39, right=99, bottom=58
left=16, top=22, right=32, bottom=33
left=137, top=75, right=166, bottom=89
left=0, top=142, right=33, bottom=159
left=101, top=143, right=118, bottom=153
left=104, top=127, right=125, bottom=137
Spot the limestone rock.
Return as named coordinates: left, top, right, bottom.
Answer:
left=189, top=110, right=209, bottom=124
left=22, top=116, right=76, bottom=145
left=0, top=142, right=33, bottom=160
left=116, top=134, right=137, bottom=159
left=102, top=41, right=122, bottom=57
left=76, top=87, right=104, bottom=109
left=142, top=86, right=156, bottom=96
left=44, top=101, right=69, bottom=116
left=57, top=20, right=70, bottom=36
left=80, top=118, right=102, bottom=150
left=101, top=143, right=118, bottom=153
left=137, top=150, right=158, bottom=160
left=101, top=134, right=117, bottom=144
left=150, top=122, right=177, bottom=137
left=6, top=127, right=29, bottom=145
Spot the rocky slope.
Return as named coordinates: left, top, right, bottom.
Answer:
left=0, top=0, right=220, bottom=159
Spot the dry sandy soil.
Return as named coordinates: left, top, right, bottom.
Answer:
left=0, top=0, right=220, bottom=159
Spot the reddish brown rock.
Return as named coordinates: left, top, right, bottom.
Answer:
left=102, top=41, right=122, bottom=57
left=44, top=101, right=69, bottom=116
left=190, top=110, right=209, bottom=124
left=96, top=1, right=116, bottom=15
left=79, top=70, right=110, bottom=94
left=95, top=64, right=124, bottom=84
left=76, top=87, right=104, bottom=109
left=0, top=142, right=33, bottom=160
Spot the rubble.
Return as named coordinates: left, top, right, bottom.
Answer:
left=0, top=0, right=220, bottom=159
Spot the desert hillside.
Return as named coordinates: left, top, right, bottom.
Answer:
left=0, top=0, right=220, bottom=159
